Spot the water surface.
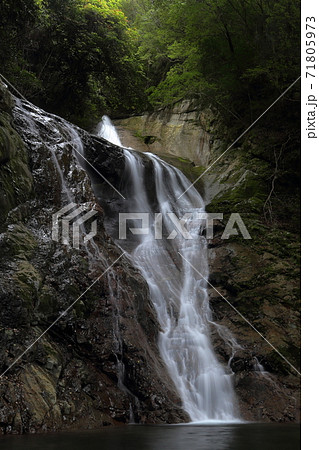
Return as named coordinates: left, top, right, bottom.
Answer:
left=0, top=423, right=300, bottom=450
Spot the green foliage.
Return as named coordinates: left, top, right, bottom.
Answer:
left=129, top=0, right=300, bottom=125
left=0, top=0, right=300, bottom=129
left=0, top=0, right=146, bottom=127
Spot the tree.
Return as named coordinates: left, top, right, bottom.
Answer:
left=0, top=0, right=147, bottom=127
left=131, top=0, right=300, bottom=125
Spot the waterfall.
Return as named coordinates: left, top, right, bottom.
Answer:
left=97, top=115, right=122, bottom=147
left=98, top=118, right=239, bottom=422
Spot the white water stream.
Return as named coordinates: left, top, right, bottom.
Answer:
left=98, top=117, right=239, bottom=422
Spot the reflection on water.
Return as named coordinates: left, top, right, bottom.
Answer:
left=0, top=423, right=300, bottom=450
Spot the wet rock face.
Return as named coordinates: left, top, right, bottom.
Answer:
left=0, top=87, right=33, bottom=224
left=114, top=100, right=215, bottom=166
left=0, top=83, right=187, bottom=435
left=207, top=233, right=300, bottom=422
left=78, top=133, right=126, bottom=202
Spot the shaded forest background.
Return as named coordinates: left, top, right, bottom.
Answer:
left=0, top=0, right=300, bottom=130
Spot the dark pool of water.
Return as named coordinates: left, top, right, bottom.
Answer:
left=0, top=423, right=300, bottom=450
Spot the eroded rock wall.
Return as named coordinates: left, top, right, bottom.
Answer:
left=114, top=100, right=216, bottom=166
left=0, top=83, right=187, bottom=434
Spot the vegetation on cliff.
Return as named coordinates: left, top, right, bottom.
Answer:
left=1, top=0, right=300, bottom=129
left=0, top=0, right=146, bottom=127
left=123, top=0, right=300, bottom=122
left=0, top=0, right=301, bottom=232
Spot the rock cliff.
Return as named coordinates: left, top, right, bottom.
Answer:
left=0, top=82, right=187, bottom=434
left=0, top=85, right=300, bottom=433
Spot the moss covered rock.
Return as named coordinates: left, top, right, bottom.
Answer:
left=0, top=108, right=33, bottom=224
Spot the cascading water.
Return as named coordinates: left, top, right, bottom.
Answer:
left=12, top=92, right=239, bottom=422
left=98, top=117, right=239, bottom=422
left=97, top=115, right=122, bottom=147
